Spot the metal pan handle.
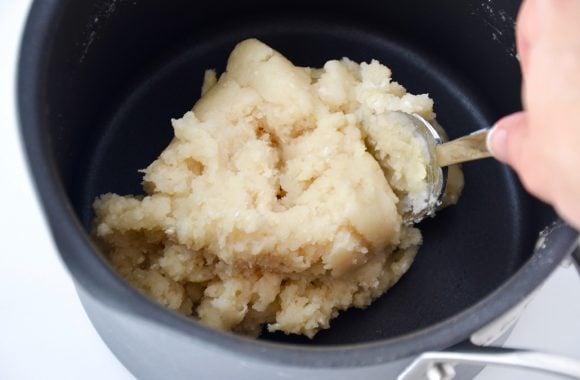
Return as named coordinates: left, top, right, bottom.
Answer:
left=397, top=344, right=580, bottom=380
left=398, top=221, right=580, bottom=380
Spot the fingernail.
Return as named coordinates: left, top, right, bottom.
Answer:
left=487, top=125, right=509, bottom=163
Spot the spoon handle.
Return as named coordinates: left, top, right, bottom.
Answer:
left=436, top=128, right=491, bottom=167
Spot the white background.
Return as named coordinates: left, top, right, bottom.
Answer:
left=1, top=1, right=579, bottom=379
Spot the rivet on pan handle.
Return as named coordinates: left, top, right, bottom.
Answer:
left=398, top=221, right=580, bottom=380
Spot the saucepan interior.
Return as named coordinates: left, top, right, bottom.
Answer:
left=22, top=0, right=557, bottom=348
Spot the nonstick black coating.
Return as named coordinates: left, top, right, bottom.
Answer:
left=20, top=0, right=561, bottom=353
left=74, top=19, right=549, bottom=345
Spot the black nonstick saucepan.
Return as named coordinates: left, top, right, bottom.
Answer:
left=18, top=0, right=580, bottom=379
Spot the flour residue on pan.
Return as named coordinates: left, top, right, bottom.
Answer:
left=78, top=0, right=137, bottom=63
left=470, top=0, right=517, bottom=59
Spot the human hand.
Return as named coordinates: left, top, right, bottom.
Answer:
left=487, top=0, right=580, bottom=230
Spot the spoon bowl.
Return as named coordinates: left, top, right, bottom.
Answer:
left=401, top=113, right=492, bottom=223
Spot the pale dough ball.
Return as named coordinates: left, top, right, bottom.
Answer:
left=93, top=39, right=462, bottom=338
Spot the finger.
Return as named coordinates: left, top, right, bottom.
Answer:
left=487, top=111, right=528, bottom=167
left=554, top=195, right=580, bottom=231
left=535, top=0, right=580, bottom=48
left=515, top=0, right=533, bottom=76
left=489, top=112, right=555, bottom=205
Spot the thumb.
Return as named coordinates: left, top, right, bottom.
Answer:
left=487, top=112, right=528, bottom=166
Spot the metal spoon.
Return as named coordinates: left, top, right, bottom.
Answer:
left=402, top=113, right=492, bottom=223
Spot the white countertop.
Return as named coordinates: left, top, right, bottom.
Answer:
left=1, top=2, right=579, bottom=379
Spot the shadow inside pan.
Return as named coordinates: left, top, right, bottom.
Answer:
left=76, top=18, right=543, bottom=345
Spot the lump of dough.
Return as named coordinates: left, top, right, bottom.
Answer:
left=93, top=39, right=462, bottom=338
